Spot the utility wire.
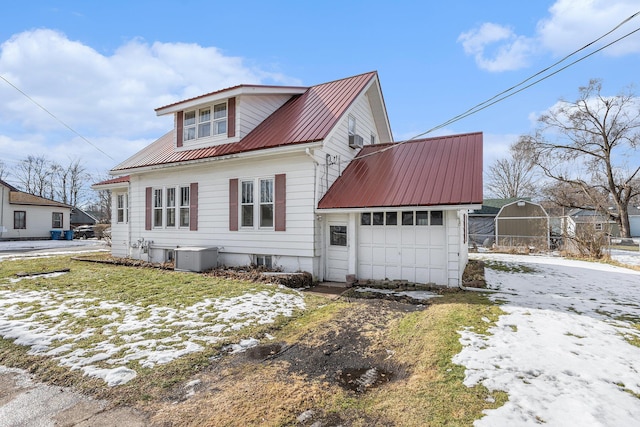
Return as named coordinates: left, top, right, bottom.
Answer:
left=409, top=10, right=640, bottom=141
left=0, top=74, right=114, bottom=160
left=355, top=10, right=640, bottom=161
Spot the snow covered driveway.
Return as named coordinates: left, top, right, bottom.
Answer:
left=455, top=253, right=640, bottom=426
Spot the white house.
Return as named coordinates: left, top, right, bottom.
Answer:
left=0, top=179, right=72, bottom=240
left=94, top=72, right=483, bottom=287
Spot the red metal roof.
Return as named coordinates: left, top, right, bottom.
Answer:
left=112, top=72, right=378, bottom=172
left=93, top=175, right=130, bottom=187
left=155, top=83, right=307, bottom=113
left=317, top=133, right=483, bottom=209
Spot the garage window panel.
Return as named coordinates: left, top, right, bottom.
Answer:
left=361, top=212, right=371, bottom=225
left=431, top=210, right=444, bottom=225
left=402, top=211, right=414, bottom=225
left=385, top=212, right=397, bottom=225
left=372, top=212, right=384, bottom=225
left=416, top=211, right=429, bottom=225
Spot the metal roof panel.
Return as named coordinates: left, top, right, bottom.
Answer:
left=318, top=132, right=483, bottom=209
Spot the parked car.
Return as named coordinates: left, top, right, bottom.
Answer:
left=73, top=225, right=95, bottom=239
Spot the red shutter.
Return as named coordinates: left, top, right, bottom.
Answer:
left=145, top=187, right=152, bottom=230
left=229, top=178, right=238, bottom=231
left=275, top=174, right=286, bottom=231
left=176, top=111, right=184, bottom=148
left=227, top=97, right=236, bottom=138
left=190, top=182, right=198, bottom=231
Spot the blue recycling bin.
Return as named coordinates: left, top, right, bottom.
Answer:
left=64, top=230, right=74, bottom=240
left=50, top=230, right=62, bottom=240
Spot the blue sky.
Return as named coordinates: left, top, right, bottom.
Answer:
left=1, top=0, right=639, bottom=191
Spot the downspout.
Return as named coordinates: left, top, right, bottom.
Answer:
left=128, top=181, right=133, bottom=257
left=305, top=148, right=323, bottom=281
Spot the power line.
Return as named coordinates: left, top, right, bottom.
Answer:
left=355, top=10, right=640, bottom=162
left=0, top=74, right=114, bottom=160
left=409, top=10, right=640, bottom=141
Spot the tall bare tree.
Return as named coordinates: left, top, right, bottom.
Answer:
left=485, top=142, right=537, bottom=199
left=0, top=160, right=7, bottom=181
left=14, top=155, right=53, bottom=197
left=519, top=79, right=640, bottom=238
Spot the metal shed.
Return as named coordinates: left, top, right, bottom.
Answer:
left=495, top=200, right=550, bottom=250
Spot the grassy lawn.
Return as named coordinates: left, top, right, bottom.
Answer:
left=0, top=254, right=507, bottom=426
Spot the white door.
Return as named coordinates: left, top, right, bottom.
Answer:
left=326, top=221, right=349, bottom=282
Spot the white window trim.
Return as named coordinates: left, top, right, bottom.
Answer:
left=184, top=101, right=227, bottom=143
left=116, top=193, right=128, bottom=224
left=239, top=176, right=275, bottom=230
left=348, top=114, right=356, bottom=136
left=152, top=185, right=191, bottom=229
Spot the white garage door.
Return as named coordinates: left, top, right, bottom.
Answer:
left=358, top=210, right=446, bottom=284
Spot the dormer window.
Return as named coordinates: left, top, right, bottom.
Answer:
left=183, top=102, right=227, bottom=142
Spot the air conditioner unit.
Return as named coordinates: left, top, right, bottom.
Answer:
left=349, top=134, right=364, bottom=148
left=175, top=247, right=218, bottom=272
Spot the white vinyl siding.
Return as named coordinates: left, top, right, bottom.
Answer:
left=237, top=94, right=293, bottom=139
left=314, top=88, right=380, bottom=198
left=124, top=154, right=316, bottom=264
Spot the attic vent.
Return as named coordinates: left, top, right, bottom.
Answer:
left=349, top=134, right=364, bottom=148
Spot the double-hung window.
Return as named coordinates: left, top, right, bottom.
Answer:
left=260, top=178, right=274, bottom=228
left=241, top=181, right=254, bottom=227
left=14, top=211, right=26, bottom=229
left=179, top=186, right=190, bottom=227
left=184, top=111, right=197, bottom=141
left=213, top=103, right=227, bottom=135
left=240, top=178, right=274, bottom=228
left=198, top=108, right=211, bottom=138
left=184, top=102, right=227, bottom=142
left=166, top=188, right=176, bottom=227
left=52, top=212, right=63, bottom=228
left=117, top=194, right=128, bottom=223
left=153, top=189, right=163, bottom=227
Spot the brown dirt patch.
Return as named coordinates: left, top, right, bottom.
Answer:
left=145, top=299, right=423, bottom=426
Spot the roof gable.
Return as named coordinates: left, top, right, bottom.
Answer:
left=318, top=132, right=483, bottom=209
left=111, top=72, right=383, bottom=173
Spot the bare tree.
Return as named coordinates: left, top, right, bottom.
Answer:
left=53, top=158, right=89, bottom=207
left=519, top=79, right=640, bottom=238
left=485, top=142, right=537, bottom=199
left=14, top=155, right=53, bottom=197
left=0, top=160, right=8, bottom=181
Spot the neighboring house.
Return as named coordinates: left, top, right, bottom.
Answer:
left=0, top=179, right=72, bottom=240
left=564, top=208, right=620, bottom=238
left=494, top=199, right=550, bottom=250
left=93, top=72, right=483, bottom=287
left=70, top=207, right=98, bottom=228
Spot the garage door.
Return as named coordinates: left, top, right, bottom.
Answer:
left=358, top=210, right=446, bottom=284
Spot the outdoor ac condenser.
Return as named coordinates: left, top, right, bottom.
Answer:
left=174, top=247, right=218, bottom=272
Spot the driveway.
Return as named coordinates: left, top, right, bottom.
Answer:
left=0, top=239, right=109, bottom=258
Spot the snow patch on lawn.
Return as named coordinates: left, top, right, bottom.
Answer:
left=0, top=288, right=305, bottom=386
left=455, top=253, right=640, bottom=426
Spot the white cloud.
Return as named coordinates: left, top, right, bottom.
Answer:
left=538, top=0, right=640, bottom=57
left=459, top=0, right=640, bottom=72
left=458, top=23, right=536, bottom=72
left=0, top=29, right=301, bottom=180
